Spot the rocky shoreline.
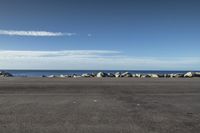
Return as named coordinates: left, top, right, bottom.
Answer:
left=1, top=71, right=200, bottom=78
left=0, top=71, right=13, bottom=77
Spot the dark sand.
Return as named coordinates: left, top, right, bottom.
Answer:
left=0, top=78, right=200, bottom=133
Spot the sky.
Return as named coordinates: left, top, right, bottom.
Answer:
left=0, top=0, right=200, bottom=70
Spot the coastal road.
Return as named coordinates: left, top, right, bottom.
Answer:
left=0, top=78, right=200, bottom=133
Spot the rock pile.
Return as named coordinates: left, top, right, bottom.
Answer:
left=29, top=71, right=200, bottom=78
left=0, top=71, right=13, bottom=77
left=1, top=71, right=200, bottom=78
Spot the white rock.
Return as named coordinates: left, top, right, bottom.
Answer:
left=121, top=72, right=132, bottom=77
left=132, top=74, right=136, bottom=77
left=135, top=74, right=141, bottom=78
left=114, top=72, right=121, bottom=78
left=169, top=74, right=175, bottom=78
left=59, top=75, right=66, bottom=78
left=81, top=73, right=91, bottom=77
left=96, top=72, right=107, bottom=78
left=141, top=75, right=148, bottom=78
left=149, top=74, right=159, bottom=78
left=164, top=74, right=170, bottom=78
left=48, top=75, right=56, bottom=78
left=73, top=75, right=81, bottom=78
left=184, top=72, right=194, bottom=78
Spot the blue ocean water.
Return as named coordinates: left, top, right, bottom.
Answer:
left=2, top=70, right=199, bottom=77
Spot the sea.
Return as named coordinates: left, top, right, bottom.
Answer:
left=1, top=70, right=199, bottom=77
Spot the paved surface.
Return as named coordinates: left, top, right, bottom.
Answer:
left=0, top=78, right=200, bottom=133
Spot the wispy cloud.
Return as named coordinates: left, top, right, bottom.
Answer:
left=0, top=50, right=120, bottom=58
left=0, top=50, right=199, bottom=70
left=0, top=29, right=75, bottom=37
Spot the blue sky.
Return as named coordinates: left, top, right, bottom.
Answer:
left=0, top=0, right=200, bottom=70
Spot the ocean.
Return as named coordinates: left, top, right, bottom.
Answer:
left=2, top=70, right=198, bottom=77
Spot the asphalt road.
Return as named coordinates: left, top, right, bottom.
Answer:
left=0, top=78, right=200, bottom=133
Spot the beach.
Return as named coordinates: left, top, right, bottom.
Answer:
left=0, top=78, right=200, bottom=133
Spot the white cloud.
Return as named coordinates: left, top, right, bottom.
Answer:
left=0, top=50, right=199, bottom=70
left=0, top=29, right=75, bottom=37
left=0, top=50, right=120, bottom=58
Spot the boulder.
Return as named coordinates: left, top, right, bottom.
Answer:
left=60, top=74, right=66, bottom=78
left=148, top=74, right=159, bottom=78
left=81, top=73, right=91, bottom=78
left=194, top=72, right=200, bottom=77
left=184, top=72, right=194, bottom=78
left=132, top=74, right=136, bottom=78
left=121, top=72, right=132, bottom=77
left=73, top=75, right=81, bottom=78
left=96, top=72, right=107, bottom=78
left=90, top=73, right=96, bottom=77
left=114, top=72, right=121, bottom=78
left=107, top=73, right=115, bottom=77
left=67, top=75, right=72, bottom=78
left=175, top=73, right=184, bottom=78
left=145, top=74, right=151, bottom=78
left=164, top=74, right=170, bottom=78
left=0, top=71, right=13, bottom=77
left=135, top=74, right=141, bottom=78
left=169, top=74, right=175, bottom=78
left=72, top=74, right=81, bottom=78
left=170, top=73, right=184, bottom=78
left=48, top=75, right=56, bottom=78
left=158, top=74, right=165, bottom=78
left=141, top=74, right=150, bottom=78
